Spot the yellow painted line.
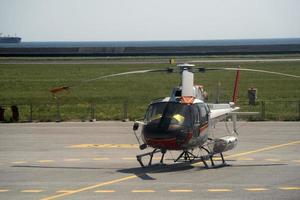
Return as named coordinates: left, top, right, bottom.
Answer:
left=265, top=158, right=280, bottom=162
left=92, top=158, right=110, bottom=161
left=94, top=190, right=116, bottom=193
left=132, top=189, right=155, bottom=193
left=0, top=189, right=10, bottom=192
left=169, top=189, right=193, bottom=193
left=41, top=175, right=137, bottom=200
left=225, top=140, right=300, bottom=159
left=64, top=158, right=80, bottom=162
left=56, top=190, right=76, bottom=193
left=41, top=140, right=300, bottom=200
left=68, top=144, right=139, bottom=149
left=208, top=189, right=232, bottom=192
left=245, top=188, right=269, bottom=191
left=37, top=160, right=54, bottom=163
left=279, top=187, right=300, bottom=190
left=292, top=160, right=300, bottom=163
left=191, top=162, right=205, bottom=167
left=22, top=189, right=44, bottom=193
left=237, top=157, right=254, bottom=161
left=122, top=157, right=136, bottom=160
left=12, top=161, right=27, bottom=164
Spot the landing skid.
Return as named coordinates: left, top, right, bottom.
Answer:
left=200, top=147, right=229, bottom=169
left=136, top=149, right=166, bottom=167
left=136, top=147, right=228, bottom=169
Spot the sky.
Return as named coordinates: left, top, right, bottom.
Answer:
left=0, top=0, right=300, bottom=41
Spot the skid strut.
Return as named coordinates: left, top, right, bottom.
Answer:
left=136, top=149, right=166, bottom=167
left=200, top=147, right=227, bottom=168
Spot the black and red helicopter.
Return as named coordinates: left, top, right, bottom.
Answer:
left=50, top=63, right=300, bottom=168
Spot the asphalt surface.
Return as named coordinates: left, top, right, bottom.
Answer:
left=0, top=121, right=299, bottom=200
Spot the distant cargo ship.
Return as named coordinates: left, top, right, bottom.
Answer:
left=0, top=34, right=21, bottom=43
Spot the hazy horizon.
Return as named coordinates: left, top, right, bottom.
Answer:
left=1, top=0, right=300, bottom=42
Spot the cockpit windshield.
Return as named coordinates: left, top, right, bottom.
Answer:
left=145, top=102, right=192, bottom=127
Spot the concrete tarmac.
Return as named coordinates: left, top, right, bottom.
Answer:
left=0, top=121, right=299, bottom=200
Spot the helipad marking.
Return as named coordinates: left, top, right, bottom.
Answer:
left=12, top=161, right=27, bottom=164
left=265, top=158, right=280, bottom=162
left=169, top=189, right=193, bottom=193
left=37, top=160, right=54, bottom=163
left=68, top=144, right=139, bottom=149
left=56, top=190, right=76, bottom=193
left=94, top=190, right=116, bottom=193
left=41, top=175, right=137, bottom=200
left=22, top=189, right=44, bottom=193
left=132, top=189, right=155, bottom=193
left=64, top=159, right=81, bottom=162
left=92, top=158, right=110, bottom=161
left=0, top=189, right=10, bottom=192
left=279, top=187, right=300, bottom=190
left=225, top=140, right=300, bottom=159
left=208, top=189, right=232, bottom=192
left=122, top=157, right=136, bottom=160
left=245, top=188, right=269, bottom=191
left=237, top=157, right=254, bottom=161
left=41, top=140, right=300, bottom=200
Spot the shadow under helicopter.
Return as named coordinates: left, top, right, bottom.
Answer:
left=12, top=161, right=287, bottom=181
left=117, top=159, right=287, bottom=180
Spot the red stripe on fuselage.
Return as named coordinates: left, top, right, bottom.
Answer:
left=200, top=123, right=208, bottom=133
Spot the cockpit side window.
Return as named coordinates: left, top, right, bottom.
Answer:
left=196, top=103, right=208, bottom=124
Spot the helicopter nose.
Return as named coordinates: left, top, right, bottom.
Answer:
left=142, top=123, right=190, bottom=150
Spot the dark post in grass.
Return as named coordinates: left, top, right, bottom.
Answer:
left=29, top=103, right=33, bottom=122
left=261, top=101, right=265, bottom=120
left=123, top=98, right=129, bottom=122
left=298, top=100, right=300, bottom=120
left=56, top=97, right=61, bottom=122
left=90, top=103, right=96, bottom=122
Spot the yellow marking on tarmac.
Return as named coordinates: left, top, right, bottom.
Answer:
left=37, top=160, right=54, bottom=163
left=0, top=189, right=10, bottom=192
left=292, top=160, right=300, bottom=163
left=41, top=175, right=137, bottom=200
left=22, top=189, right=44, bottom=193
left=225, top=140, right=300, bottom=159
left=265, top=158, right=280, bottom=162
left=41, top=140, right=299, bottom=200
left=56, top=190, right=76, bottom=193
left=122, top=157, right=136, bottom=160
left=191, top=162, right=204, bottom=167
left=64, top=158, right=80, bottom=162
left=94, top=190, right=116, bottom=193
left=208, top=189, right=232, bottom=192
left=237, top=157, right=254, bottom=161
left=245, top=188, right=269, bottom=191
left=12, top=161, right=27, bottom=164
left=169, top=189, right=193, bottom=193
left=92, top=158, right=110, bottom=161
left=132, top=189, right=155, bottom=193
left=278, top=187, right=300, bottom=190
left=68, top=144, right=139, bottom=149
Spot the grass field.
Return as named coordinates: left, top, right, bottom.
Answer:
left=0, top=57, right=300, bottom=121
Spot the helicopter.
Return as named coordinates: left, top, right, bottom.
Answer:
left=50, top=63, right=300, bottom=168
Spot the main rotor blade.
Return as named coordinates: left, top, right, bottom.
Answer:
left=82, top=68, right=171, bottom=83
left=50, top=68, right=172, bottom=94
left=198, top=67, right=300, bottom=79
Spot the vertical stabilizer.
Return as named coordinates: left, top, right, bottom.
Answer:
left=232, top=66, right=240, bottom=103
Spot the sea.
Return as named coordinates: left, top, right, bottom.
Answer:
left=1, top=38, right=300, bottom=48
